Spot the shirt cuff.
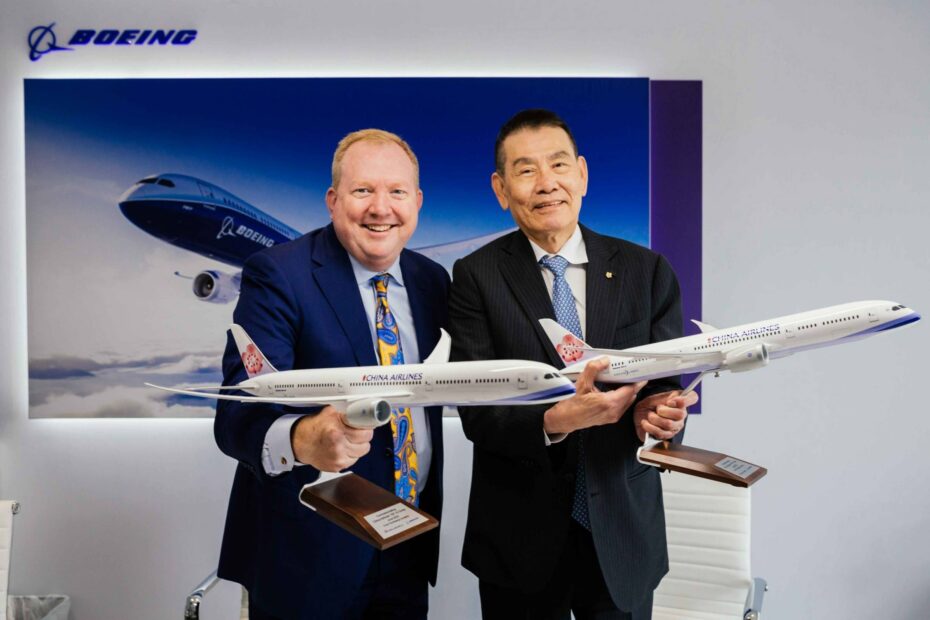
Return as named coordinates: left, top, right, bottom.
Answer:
left=544, top=430, right=568, bottom=445
left=262, top=413, right=304, bottom=476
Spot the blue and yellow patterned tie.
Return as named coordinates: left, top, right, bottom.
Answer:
left=371, top=274, right=419, bottom=506
left=540, top=255, right=590, bottom=530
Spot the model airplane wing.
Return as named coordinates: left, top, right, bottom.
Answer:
left=145, top=383, right=413, bottom=406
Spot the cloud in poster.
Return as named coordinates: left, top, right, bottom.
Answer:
left=29, top=350, right=221, bottom=379
left=29, top=348, right=221, bottom=418
left=30, top=384, right=210, bottom=419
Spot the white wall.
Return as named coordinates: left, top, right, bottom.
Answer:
left=2, top=2, right=929, bottom=618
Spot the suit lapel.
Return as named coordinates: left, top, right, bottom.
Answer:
left=498, top=232, right=562, bottom=368
left=400, top=251, right=445, bottom=455
left=582, top=225, right=625, bottom=348
left=311, top=226, right=377, bottom=366
left=400, top=251, right=438, bottom=362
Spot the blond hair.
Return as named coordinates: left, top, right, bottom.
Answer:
left=331, top=129, right=419, bottom=189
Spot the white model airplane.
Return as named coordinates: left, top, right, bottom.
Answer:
left=540, top=300, right=920, bottom=394
left=148, top=325, right=575, bottom=428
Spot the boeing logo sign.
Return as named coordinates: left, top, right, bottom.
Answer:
left=27, top=24, right=71, bottom=61
left=28, top=23, right=197, bottom=62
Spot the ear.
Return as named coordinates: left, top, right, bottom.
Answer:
left=325, top=187, right=337, bottom=218
left=491, top=172, right=509, bottom=211
left=416, top=188, right=423, bottom=212
left=578, top=155, right=589, bottom=197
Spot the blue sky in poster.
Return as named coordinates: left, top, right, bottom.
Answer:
left=26, top=78, right=648, bottom=244
left=24, top=78, right=649, bottom=417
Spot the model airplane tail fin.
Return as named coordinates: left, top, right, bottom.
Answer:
left=229, top=324, right=278, bottom=378
left=539, top=319, right=601, bottom=366
left=423, top=329, right=452, bottom=364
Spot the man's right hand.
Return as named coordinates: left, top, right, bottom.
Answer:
left=543, top=357, right=647, bottom=435
left=291, top=406, right=374, bottom=472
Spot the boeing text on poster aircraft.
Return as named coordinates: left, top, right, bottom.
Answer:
left=541, top=300, right=920, bottom=394
left=147, top=326, right=576, bottom=428
left=118, top=173, right=512, bottom=303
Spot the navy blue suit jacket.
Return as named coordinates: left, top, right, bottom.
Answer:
left=214, top=224, right=449, bottom=618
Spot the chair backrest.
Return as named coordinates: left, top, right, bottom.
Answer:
left=654, top=474, right=752, bottom=620
left=0, top=501, right=18, bottom=620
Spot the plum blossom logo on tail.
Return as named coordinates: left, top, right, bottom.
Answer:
left=556, top=334, right=585, bottom=363
left=241, top=344, right=263, bottom=375
left=28, top=23, right=72, bottom=62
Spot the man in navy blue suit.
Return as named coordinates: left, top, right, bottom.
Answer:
left=214, top=129, right=450, bottom=619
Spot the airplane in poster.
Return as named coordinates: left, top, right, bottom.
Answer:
left=540, top=300, right=920, bottom=395
left=119, top=173, right=300, bottom=303
left=118, top=173, right=513, bottom=304
left=147, top=324, right=575, bottom=429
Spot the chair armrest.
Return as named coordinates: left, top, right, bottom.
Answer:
left=743, top=577, right=768, bottom=620
left=184, top=571, right=221, bottom=620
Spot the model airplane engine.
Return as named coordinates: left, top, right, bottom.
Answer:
left=723, top=343, right=770, bottom=372
left=192, top=270, right=241, bottom=304
left=344, top=399, right=393, bottom=429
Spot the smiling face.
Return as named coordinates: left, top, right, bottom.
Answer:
left=326, top=139, right=422, bottom=272
left=492, top=125, right=588, bottom=253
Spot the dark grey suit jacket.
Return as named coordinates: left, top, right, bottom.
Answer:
left=449, top=224, right=683, bottom=612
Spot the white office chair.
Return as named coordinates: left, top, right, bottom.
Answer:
left=654, top=473, right=767, bottom=620
left=1, top=500, right=21, bottom=620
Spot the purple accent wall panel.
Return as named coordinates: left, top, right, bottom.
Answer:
left=650, top=80, right=703, bottom=409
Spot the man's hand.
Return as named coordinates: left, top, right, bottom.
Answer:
left=291, top=406, right=374, bottom=472
left=634, top=390, right=699, bottom=443
left=543, top=357, right=647, bottom=435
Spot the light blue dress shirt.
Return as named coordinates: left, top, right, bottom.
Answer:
left=527, top=225, right=588, bottom=445
left=261, top=254, right=432, bottom=493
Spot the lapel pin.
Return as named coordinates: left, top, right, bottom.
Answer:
left=605, top=271, right=613, bottom=279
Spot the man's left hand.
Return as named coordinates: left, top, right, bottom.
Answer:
left=634, top=390, right=699, bottom=443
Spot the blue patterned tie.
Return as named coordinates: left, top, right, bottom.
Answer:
left=540, top=255, right=590, bottom=530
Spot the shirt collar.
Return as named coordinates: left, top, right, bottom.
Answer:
left=347, top=253, right=405, bottom=288
left=527, top=225, right=588, bottom=266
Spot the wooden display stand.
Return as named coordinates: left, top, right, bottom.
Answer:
left=638, top=441, right=768, bottom=488
left=299, top=473, right=438, bottom=550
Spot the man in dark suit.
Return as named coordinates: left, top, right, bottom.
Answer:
left=450, top=109, right=697, bottom=620
left=214, top=129, right=450, bottom=619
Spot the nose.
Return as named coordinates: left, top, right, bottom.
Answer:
left=532, top=164, right=557, bottom=192
left=367, top=190, right=392, bottom=216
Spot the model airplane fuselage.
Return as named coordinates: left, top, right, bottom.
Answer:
left=149, top=325, right=575, bottom=428
left=542, top=300, right=920, bottom=386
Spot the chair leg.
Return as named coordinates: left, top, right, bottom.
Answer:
left=743, top=577, right=768, bottom=619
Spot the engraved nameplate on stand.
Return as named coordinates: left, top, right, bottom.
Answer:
left=299, top=473, right=438, bottom=550
left=638, top=442, right=768, bottom=487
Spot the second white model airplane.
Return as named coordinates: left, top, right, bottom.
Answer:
left=540, top=299, right=920, bottom=394
left=148, top=325, right=575, bottom=428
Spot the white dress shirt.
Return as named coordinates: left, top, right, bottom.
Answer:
left=261, top=254, right=432, bottom=493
